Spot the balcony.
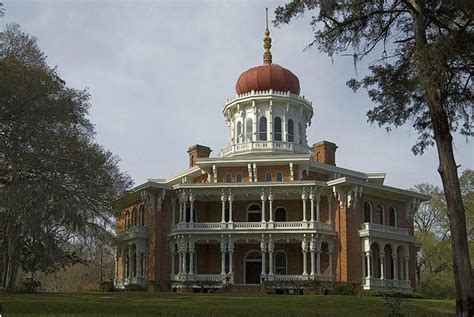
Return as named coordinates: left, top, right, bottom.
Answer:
left=358, top=223, right=414, bottom=242
left=172, top=221, right=334, bottom=233
left=117, top=226, right=148, bottom=241
left=220, top=140, right=312, bottom=157
left=362, top=278, right=412, bottom=291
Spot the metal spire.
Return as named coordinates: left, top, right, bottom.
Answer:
left=263, top=7, right=272, bottom=65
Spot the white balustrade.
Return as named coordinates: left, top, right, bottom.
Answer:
left=220, top=140, right=312, bottom=157
left=194, top=274, right=225, bottom=282
left=234, top=222, right=266, bottom=230
left=360, top=223, right=409, bottom=235
left=274, top=221, right=304, bottom=229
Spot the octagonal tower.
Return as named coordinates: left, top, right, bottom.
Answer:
left=220, top=11, right=313, bottom=157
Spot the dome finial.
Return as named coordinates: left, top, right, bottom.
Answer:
left=263, top=8, right=272, bottom=65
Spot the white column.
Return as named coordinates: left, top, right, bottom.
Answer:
left=182, top=243, right=187, bottom=278
left=179, top=200, right=183, bottom=224
left=328, top=239, right=334, bottom=278
left=228, top=193, right=234, bottom=224
left=188, top=245, right=194, bottom=276
left=302, top=237, right=308, bottom=276
left=268, top=192, right=274, bottom=223
left=189, top=192, right=194, bottom=224
left=316, top=194, right=321, bottom=222
left=366, top=251, right=372, bottom=278
left=220, top=237, right=226, bottom=275
left=268, top=238, right=274, bottom=277
left=361, top=252, right=366, bottom=279
left=183, top=199, right=188, bottom=224
left=302, top=190, right=307, bottom=223
left=170, top=243, right=176, bottom=279
left=310, top=192, right=315, bottom=223
left=404, top=257, right=410, bottom=281
left=310, top=236, right=315, bottom=277
left=380, top=253, right=385, bottom=280
left=178, top=251, right=183, bottom=276
left=260, top=237, right=266, bottom=279
left=261, top=191, right=266, bottom=223
left=228, top=239, right=234, bottom=283
left=393, top=255, right=399, bottom=281
left=221, top=191, right=226, bottom=224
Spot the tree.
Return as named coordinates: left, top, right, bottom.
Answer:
left=274, top=2, right=473, bottom=315
left=0, top=24, right=132, bottom=291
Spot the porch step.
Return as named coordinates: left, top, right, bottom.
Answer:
left=220, top=284, right=262, bottom=293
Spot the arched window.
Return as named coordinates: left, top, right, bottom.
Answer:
left=139, top=205, right=145, bottom=226
left=265, top=172, right=272, bottom=182
left=274, top=207, right=287, bottom=222
left=275, top=251, right=287, bottom=275
left=298, top=123, right=303, bottom=144
left=246, top=118, right=253, bottom=142
left=287, top=119, right=294, bottom=142
left=132, top=208, right=138, bottom=227
left=364, top=202, right=372, bottom=223
left=376, top=205, right=384, bottom=225
left=301, top=169, right=308, bottom=179
left=247, top=204, right=262, bottom=222
left=225, top=173, right=232, bottom=183
left=236, top=173, right=243, bottom=183
left=276, top=172, right=283, bottom=182
left=274, top=117, right=282, bottom=141
left=259, top=117, right=267, bottom=141
left=236, top=121, right=242, bottom=143
left=389, top=207, right=397, bottom=227
left=124, top=211, right=129, bottom=228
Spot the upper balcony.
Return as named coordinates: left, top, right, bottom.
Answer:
left=358, top=222, right=414, bottom=242
left=117, top=226, right=148, bottom=241
left=220, top=141, right=312, bottom=157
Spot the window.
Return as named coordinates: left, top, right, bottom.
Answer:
left=274, top=117, right=282, bottom=141
left=364, top=202, right=372, bottom=223
left=376, top=205, right=384, bottom=225
left=274, top=207, right=287, bottom=222
left=259, top=117, right=267, bottom=140
left=287, top=119, right=294, bottom=142
left=265, top=172, right=272, bottom=182
left=275, top=251, right=287, bottom=275
left=236, top=121, right=242, bottom=143
left=132, top=208, right=138, bottom=227
left=389, top=207, right=397, bottom=227
left=247, top=204, right=261, bottom=222
left=225, top=173, right=232, bottom=183
left=301, top=169, right=308, bottom=179
left=276, top=172, right=283, bottom=182
left=139, top=205, right=145, bottom=226
left=246, top=118, right=253, bottom=142
left=298, top=123, right=303, bottom=144
left=236, top=173, right=243, bottom=183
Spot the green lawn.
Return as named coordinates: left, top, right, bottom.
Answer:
left=0, top=292, right=455, bottom=317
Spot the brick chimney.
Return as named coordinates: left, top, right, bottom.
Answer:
left=187, top=144, right=211, bottom=167
left=312, top=141, right=338, bottom=166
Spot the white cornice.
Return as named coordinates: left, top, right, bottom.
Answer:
left=197, top=154, right=311, bottom=167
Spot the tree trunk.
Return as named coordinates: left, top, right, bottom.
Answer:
left=409, top=1, right=474, bottom=315
left=4, top=224, right=21, bottom=291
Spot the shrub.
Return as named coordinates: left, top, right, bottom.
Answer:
left=418, top=273, right=455, bottom=299
left=332, top=281, right=360, bottom=295
left=99, top=281, right=115, bottom=292
left=18, top=278, right=41, bottom=293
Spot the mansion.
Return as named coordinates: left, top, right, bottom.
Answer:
left=113, top=16, right=428, bottom=292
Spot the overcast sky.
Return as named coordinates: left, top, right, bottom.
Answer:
left=2, top=0, right=472, bottom=190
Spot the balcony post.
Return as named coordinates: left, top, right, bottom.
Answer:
left=260, top=235, right=267, bottom=278
left=261, top=190, right=266, bottom=223
left=170, top=241, right=176, bottom=279
left=327, top=195, right=333, bottom=224
left=189, top=192, right=194, bottom=224
left=393, top=255, right=399, bottom=281
left=268, top=191, right=274, bottom=224
left=221, top=191, right=226, bottom=225
left=181, top=238, right=187, bottom=279
left=228, top=192, right=234, bottom=227
left=188, top=240, right=195, bottom=276
left=404, top=256, right=410, bottom=281
left=309, top=236, right=315, bottom=277
left=379, top=252, right=385, bottom=280
left=301, top=189, right=307, bottom=224
left=228, top=238, right=234, bottom=284
left=309, top=192, right=315, bottom=223
left=220, top=237, right=227, bottom=276
left=302, top=236, right=308, bottom=276
left=328, top=239, right=334, bottom=277
left=366, top=251, right=372, bottom=278
left=267, top=237, right=274, bottom=279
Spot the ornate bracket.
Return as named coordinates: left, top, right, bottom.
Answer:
left=347, top=185, right=363, bottom=210
left=141, top=188, right=166, bottom=212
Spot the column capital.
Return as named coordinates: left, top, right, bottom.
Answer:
left=267, top=238, right=274, bottom=253
left=188, top=191, right=194, bottom=202
left=221, top=190, right=227, bottom=202
left=301, top=189, right=307, bottom=200
left=260, top=238, right=267, bottom=252
left=227, top=239, right=234, bottom=253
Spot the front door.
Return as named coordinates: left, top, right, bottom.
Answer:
left=245, top=261, right=262, bottom=284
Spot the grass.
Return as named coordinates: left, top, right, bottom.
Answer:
left=0, top=291, right=455, bottom=317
